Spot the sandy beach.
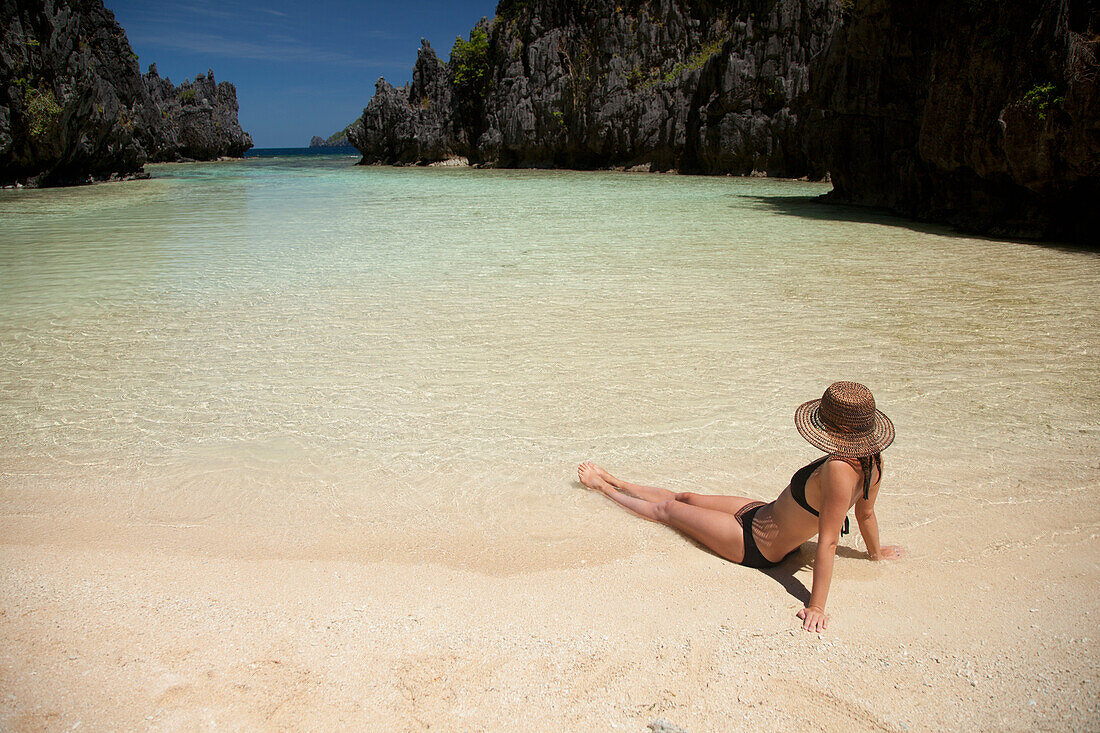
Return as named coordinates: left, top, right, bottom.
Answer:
left=2, top=451, right=1097, bottom=731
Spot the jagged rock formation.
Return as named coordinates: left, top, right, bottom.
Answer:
left=143, top=65, right=252, bottom=161
left=309, top=126, right=352, bottom=147
left=350, top=40, right=461, bottom=164
left=350, top=0, right=839, bottom=176
left=811, top=0, right=1099, bottom=242
left=1, top=0, right=158, bottom=185
left=0, top=0, right=252, bottom=187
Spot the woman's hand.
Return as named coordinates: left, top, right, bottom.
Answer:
left=797, top=605, right=828, bottom=632
left=871, top=545, right=904, bottom=561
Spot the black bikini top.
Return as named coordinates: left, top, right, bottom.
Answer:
left=790, top=455, right=851, bottom=535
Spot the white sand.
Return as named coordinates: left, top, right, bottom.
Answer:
left=2, top=474, right=1097, bottom=731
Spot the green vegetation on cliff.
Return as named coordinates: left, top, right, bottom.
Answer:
left=1020, top=82, right=1064, bottom=120
left=450, top=26, right=490, bottom=100
left=20, top=82, right=61, bottom=142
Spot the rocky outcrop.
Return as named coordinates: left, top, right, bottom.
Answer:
left=143, top=65, right=252, bottom=161
left=1, top=0, right=157, bottom=185
left=0, top=0, right=251, bottom=187
left=351, top=39, right=463, bottom=164
left=810, top=0, right=1099, bottom=242
left=351, top=1, right=839, bottom=176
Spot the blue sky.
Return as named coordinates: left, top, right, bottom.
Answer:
left=106, top=0, right=500, bottom=147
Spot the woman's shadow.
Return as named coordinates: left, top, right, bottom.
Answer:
left=686, top=536, right=868, bottom=605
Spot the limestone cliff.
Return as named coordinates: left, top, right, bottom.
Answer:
left=143, top=65, right=252, bottom=161
left=351, top=0, right=839, bottom=176
left=810, top=0, right=1099, bottom=243
left=0, top=0, right=252, bottom=187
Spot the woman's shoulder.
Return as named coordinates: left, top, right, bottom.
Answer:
left=822, top=453, right=883, bottom=483
left=824, top=454, right=861, bottom=470
left=820, top=455, right=861, bottom=486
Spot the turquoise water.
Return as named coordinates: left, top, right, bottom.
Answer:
left=1, top=155, right=1097, bottom=558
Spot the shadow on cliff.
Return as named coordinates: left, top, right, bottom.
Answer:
left=739, top=194, right=1098, bottom=254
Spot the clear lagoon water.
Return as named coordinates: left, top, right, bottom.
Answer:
left=1, top=153, right=1097, bottom=565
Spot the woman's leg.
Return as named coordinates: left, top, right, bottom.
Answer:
left=580, top=461, right=676, bottom=502
left=674, top=492, right=760, bottom=515
left=579, top=463, right=746, bottom=563
left=580, top=462, right=758, bottom=516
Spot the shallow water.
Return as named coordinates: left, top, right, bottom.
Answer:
left=1, top=156, right=1097, bottom=564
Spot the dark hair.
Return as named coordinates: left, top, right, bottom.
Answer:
left=858, top=453, right=882, bottom=500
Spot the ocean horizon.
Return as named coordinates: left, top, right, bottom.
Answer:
left=244, top=145, right=361, bottom=158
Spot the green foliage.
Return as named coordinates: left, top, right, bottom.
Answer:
left=117, top=106, right=134, bottom=131
left=450, top=27, right=490, bottom=99
left=179, top=88, right=196, bottom=104
left=24, top=86, right=61, bottom=141
left=1021, top=82, right=1064, bottom=120
left=838, top=0, right=855, bottom=17
left=636, top=37, right=726, bottom=91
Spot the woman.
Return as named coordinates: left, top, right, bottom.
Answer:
left=578, top=381, right=903, bottom=632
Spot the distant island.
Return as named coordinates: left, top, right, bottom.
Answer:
left=348, top=0, right=1098, bottom=243
left=310, top=127, right=352, bottom=148
left=0, top=0, right=252, bottom=187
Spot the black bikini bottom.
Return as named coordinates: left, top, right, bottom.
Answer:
left=736, top=502, right=793, bottom=569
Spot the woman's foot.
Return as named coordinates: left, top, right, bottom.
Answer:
left=580, top=460, right=617, bottom=485
left=578, top=461, right=616, bottom=495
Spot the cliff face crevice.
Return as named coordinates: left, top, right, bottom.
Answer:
left=810, top=0, right=1099, bottom=242
left=351, top=0, right=840, bottom=176
left=0, top=0, right=252, bottom=187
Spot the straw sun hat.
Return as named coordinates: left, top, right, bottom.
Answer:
left=795, top=381, right=894, bottom=457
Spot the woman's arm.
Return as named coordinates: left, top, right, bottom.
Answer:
left=855, top=459, right=903, bottom=560
left=798, top=461, right=855, bottom=632
left=855, top=485, right=883, bottom=559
